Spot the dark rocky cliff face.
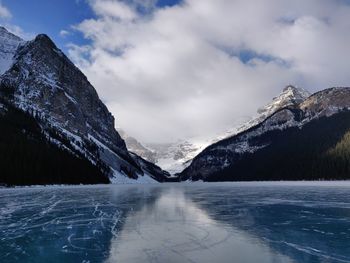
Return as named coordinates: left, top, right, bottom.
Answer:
left=0, top=98, right=110, bottom=186
left=0, top=28, right=170, bottom=184
left=1, top=34, right=125, bottom=151
left=180, top=87, right=350, bottom=182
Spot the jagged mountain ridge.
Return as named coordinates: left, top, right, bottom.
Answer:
left=119, top=86, right=311, bottom=175
left=0, top=27, right=23, bottom=75
left=225, top=85, right=310, bottom=136
left=118, top=130, right=203, bottom=175
left=179, top=87, right=350, bottom=181
left=2, top=34, right=126, bottom=150
left=118, top=130, right=158, bottom=164
left=0, top=27, right=169, bottom=185
left=145, top=140, right=208, bottom=174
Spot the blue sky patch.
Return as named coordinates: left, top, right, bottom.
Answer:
left=1, top=0, right=182, bottom=54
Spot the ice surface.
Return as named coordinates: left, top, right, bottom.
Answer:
left=1, top=182, right=350, bottom=263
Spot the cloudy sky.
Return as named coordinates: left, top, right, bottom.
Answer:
left=1, top=0, right=350, bottom=143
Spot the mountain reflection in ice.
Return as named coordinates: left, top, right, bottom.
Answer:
left=106, top=187, right=291, bottom=263
left=1, top=183, right=350, bottom=263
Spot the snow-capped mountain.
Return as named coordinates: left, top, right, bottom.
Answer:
left=118, top=130, right=207, bottom=175
left=146, top=140, right=208, bottom=175
left=118, top=85, right=310, bottom=175
left=179, top=87, right=350, bottom=181
left=217, top=85, right=310, bottom=139
left=0, top=27, right=169, bottom=185
left=0, top=27, right=24, bottom=75
left=118, top=130, right=158, bottom=164
left=142, top=85, right=311, bottom=175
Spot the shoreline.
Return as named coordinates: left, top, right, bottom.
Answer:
left=2, top=180, right=350, bottom=190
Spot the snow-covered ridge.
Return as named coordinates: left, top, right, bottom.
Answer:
left=118, top=129, right=158, bottom=164
left=300, top=87, right=350, bottom=120
left=161, top=86, right=309, bottom=174
left=119, top=86, right=311, bottom=175
left=145, top=140, right=208, bottom=175
left=180, top=86, right=350, bottom=181
left=218, top=85, right=310, bottom=139
left=0, top=27, right=169, bottom=183
left=0, top=27, right=24, bottom=75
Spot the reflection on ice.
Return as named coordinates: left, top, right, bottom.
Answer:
left=1, top=183, right=350, bottom=263
left=106, top=188, right=291, bottom=263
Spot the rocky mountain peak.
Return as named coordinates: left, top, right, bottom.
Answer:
left=0, top=28, right=171, bottom=183
left=220, top=85, right=311, bottom=137
left=118, top=129, right=158, bottom=164
left=32, top=34, right=60, bottom=52
left=35, top=33, right=52, bottom=42
left=137, top=85, right=312, bottom=175
left=2, top=33, right=126, bottom=150
left=0, top=26, right=21, bottom=40
left=258, top=85, right=310, bottom=115
left=283, top=85, right=310, bottom=100
left=179, top=86, right=350, bottom=182
left=0, top=26, right=24, bottom=75
left=300, top=87, right=350, bottom=119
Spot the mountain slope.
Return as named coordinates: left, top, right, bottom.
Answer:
left=118, top=130, right=158, bottom=164
left=141, top=85, right=311, bottom=175
left=145, top=140, right=208, bottom=174
left=0, top=99, right=109, bottom=186
left=0, top=27, right=169, bottom=185
left=0, top=27, right=23, bottom=75
left=180, top=87, right=350, bottom=181
left=217, top=85, right=310, bottom=139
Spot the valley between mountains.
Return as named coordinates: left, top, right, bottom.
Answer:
left=1, top=27, right=350, bottom=185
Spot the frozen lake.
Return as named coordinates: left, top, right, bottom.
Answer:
left=1, top=182, right=350, bottom=263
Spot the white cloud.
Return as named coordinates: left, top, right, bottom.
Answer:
left=4, top=24, right=34, bottom=40
left=89, top=0, right=137, bottom=20
left=0, top=3, right=11, bottom=19
left=0, top=3, right=34, bottom=40
left=70, top=0, right=350, bottom=143
left=59, top=29, right=71, bottom=38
